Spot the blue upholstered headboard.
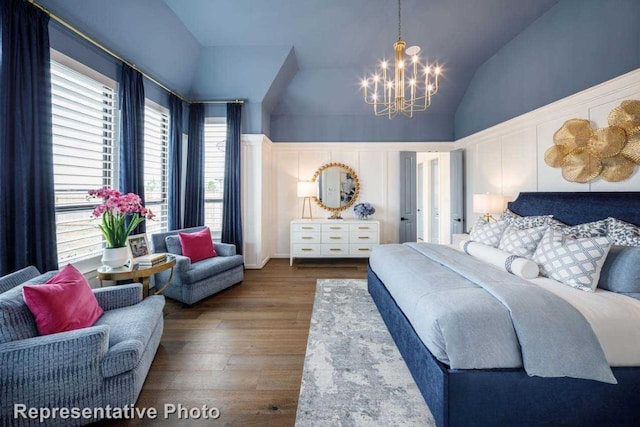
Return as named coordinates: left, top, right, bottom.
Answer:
left=507, top=192, right=640, bottom=226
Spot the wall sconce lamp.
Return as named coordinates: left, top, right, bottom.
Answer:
left=473, top=193, right=505, bottom=222
left=297, top=181, right=318, bottom=219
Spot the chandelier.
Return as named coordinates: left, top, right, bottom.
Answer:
left=361, top=0, right=442, bottom=119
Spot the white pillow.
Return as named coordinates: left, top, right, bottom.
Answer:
left=498, top=224, right=548, bottom=259
left=461, top=240, right=540, bottom=279
left=532, top=228, right=612, bottom=292
left=469, top=219, right=509, bottom=248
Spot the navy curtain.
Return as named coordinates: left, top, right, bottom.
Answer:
left=167, top=94, right=183, bottom=230
left=221, top=103, right=243, bottom=254
left=0, top=0, right=57, bottom=276
left=118, top=64, right=146, bottom=235
left=183, top=103, right=205, bottom=228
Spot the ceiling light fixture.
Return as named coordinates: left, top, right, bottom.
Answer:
left=361, top=0, right=442, bottom=119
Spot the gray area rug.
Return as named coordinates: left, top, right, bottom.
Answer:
left=295, top=279, right=435, bottom=427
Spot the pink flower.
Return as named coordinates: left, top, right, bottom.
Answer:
left=88, top=187, right=154, bottom=248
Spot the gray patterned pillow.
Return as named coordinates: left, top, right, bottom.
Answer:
left=498, top=224, right=548, bottom=259
left=469, top=219, right=509, bottom=247
left=500, top=209, right=557, bottom=229
left=605, top=217, right=640, bottom=246
left=550, top=219, right=608, bottom=239
left=533, top=228, right=612, bottom=292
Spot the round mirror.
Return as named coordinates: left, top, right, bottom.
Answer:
left=312, top=163, right=360, bottom=218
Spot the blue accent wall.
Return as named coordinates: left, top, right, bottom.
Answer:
left=454, top=0, right=640, bottom=139
left=271, top=114, right=453, bottom=142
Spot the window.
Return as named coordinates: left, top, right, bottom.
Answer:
left=51, top=55, right=117, bottom=264
left=143, top=101, right=169, bottom=235
left=204, top=118, right=226, bottom=238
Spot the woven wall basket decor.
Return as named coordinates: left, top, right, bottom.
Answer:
left=545, top=100, right=640, bottom=183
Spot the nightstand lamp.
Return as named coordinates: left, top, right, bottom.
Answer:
left=297, top=181, right=317, bottom=219
left=473, top=193, right=505, bottom=223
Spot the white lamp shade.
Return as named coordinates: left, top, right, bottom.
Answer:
left=297, top=181, right=317, bottom=198
left=473, top=194, right=505, bottom=214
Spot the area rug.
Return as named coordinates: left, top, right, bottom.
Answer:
left=295, top=279, right=434, bottom=426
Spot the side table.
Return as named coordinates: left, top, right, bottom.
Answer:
left=96, top=255, right=176, bottom=298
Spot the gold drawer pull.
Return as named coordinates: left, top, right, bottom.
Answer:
left=301, top=248, right=314, bottom=252
left=302, top=237, right=313, bottom=240
left=358, top=226, right=371, bottom=230
left=358, top=248, right=370, bottom=252
left=330, top=236, right=342, bottom=240
left=330, top=227, right=342, bottom=230
left=358, top=236, right=370, bottom=240
left=330, top=248, right=342, bottom=252
left=302, top=226, right=314, bottom=230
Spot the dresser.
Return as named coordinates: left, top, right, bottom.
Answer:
left=290, top=219, right=380, bottom=265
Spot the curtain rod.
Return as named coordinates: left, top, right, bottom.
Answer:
left=28, top=0, right=245, bottom=106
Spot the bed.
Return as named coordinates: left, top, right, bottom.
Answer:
left=368, top=192, right=640, bottom=427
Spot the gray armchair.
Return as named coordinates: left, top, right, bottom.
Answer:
left=0, top=267, right=164, bottom=426
left=150, top=226, right=244, bottom=305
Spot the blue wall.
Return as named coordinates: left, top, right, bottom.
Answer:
left=454, top=0, right=640, bottom=139
left=271, top=114, right=453, bottom=142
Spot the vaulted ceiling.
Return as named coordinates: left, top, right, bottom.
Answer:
left=37, top=0, right=560, bottom=141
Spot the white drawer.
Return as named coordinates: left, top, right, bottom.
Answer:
left=293, top=244, right=321, bottom=257
left=321, top=232, right=349, bottom=244
left=292, top=223, right=321, bottom=232
left=350, top=244, right=377, bottom=256
left=350, top=231, right=379, bottom=243
left=322, top=223, right=349, bottom=232
left=350, top=223, right=379, bottom=232
left=292, top=232, right=320, bottom=244
left=321, top=244, right=349, bottom=256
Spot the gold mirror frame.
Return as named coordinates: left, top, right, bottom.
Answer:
left=312, top=163, right=360, bottom=219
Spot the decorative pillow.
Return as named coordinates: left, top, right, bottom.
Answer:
left=500, top=209, right=556, bottom=228
left=165, top=235, right=183, bottom=255
left=598, top=246, right=640, bottom=299
left=533, top=228, right=612, bottom=292
left=461, top=240, right=539, bottom=279
left=178, top=227, right=217, bottom=262
left=22, top=264, right=103, bottom=336
left=498, top=224, right=548, bottom=259
left=469, top=219, right=509, bottom=248
left=551, top=219, right=608, bottom=238
left=605, top=217, right=640, bottom=246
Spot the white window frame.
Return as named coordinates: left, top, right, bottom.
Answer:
left=204, top=117, right=227, bottom=239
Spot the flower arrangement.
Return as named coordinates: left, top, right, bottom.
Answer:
left=88, top=188, right=154, bottom=249
left=353, top=202, right=375, bottom=219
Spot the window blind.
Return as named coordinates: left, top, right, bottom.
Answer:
left=144, top=102, right=170, bottom=236
left=204, top=120, right=227, bottom=238
left=51, top=60, right=116, bottom=264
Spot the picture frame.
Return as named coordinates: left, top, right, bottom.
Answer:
left=126, top=233, right=150, bottom=261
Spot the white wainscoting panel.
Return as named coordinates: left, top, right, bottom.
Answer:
left=270, top=143, right=453, bottom=258
left=456, top=67, right=640, bottom=224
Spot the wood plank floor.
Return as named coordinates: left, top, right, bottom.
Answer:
left=106, top=258, right=368, bottom=426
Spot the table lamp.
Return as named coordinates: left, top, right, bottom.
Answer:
left=297, top=181, right=317, bottom=219
left=473, top=193, right=505, bottom=223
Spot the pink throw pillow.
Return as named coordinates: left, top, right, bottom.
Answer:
left=178, top=227, right=217, bottom=262
left=22, top=264, right=104, bottom=336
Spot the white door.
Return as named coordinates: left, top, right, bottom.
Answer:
left=417, top=163, right=424, bottom=241
left=430, top=158, right=440, bottom=243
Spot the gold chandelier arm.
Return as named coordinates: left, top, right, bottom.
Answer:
left=360, top=0, right=441, bottom=119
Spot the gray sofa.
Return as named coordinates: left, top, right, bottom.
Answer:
left=0, top=266, right=164, bottom=426
left=150, top=226, right=244, bottom=305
